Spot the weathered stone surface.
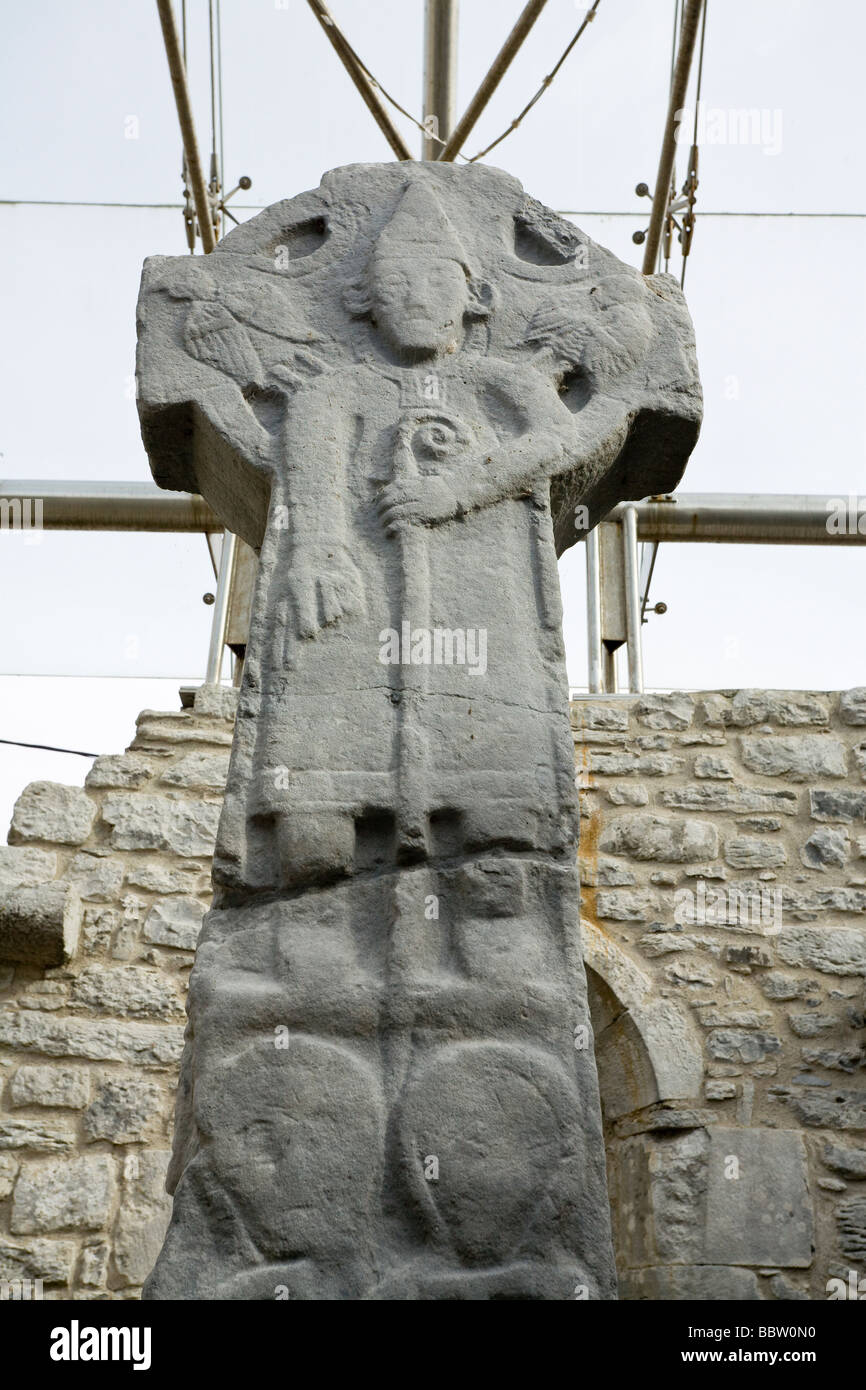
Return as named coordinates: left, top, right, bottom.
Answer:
left=600, top=813, right=717, bottom=863
left=801, top=826, right=849, bottom=868
left=787, top=1013, right=838, bottom=1038
left=0, top=1007, right=184, bottom=1067
left=621, top=1265, right=760, bottom=1299
left=79, top=1242, right=110, bottom=1287
left=71, top=965, right=183, bottom=1019
left=0, top=1154, right=18, bottom=1197
left=67, top=852, right=124, bottom=902
left=705, top=1080, right=737, bottom=1100
left=0, top=883, right=81, bottom=967
left=809, top=788, right=866, bottom=823
left=85, top=754, right=154, bottom=790
left=739, top=734, right=847, bottom=782
left=822, top=1141, right=866, bottom=1179
left=704, top=1129, right=812, bottom=1267
left=785, top=1087, right=866, bottom=1131
left=706, top=1029, right=781, bottom=1063
left=101, top=793, right=220, bottom=857
left=0, top=1117, right=75, bottom=1153
left=840, top=688, right=866, bottom=726
left=588, top=751, right=682, bottom=777
left=193, top=684, right=239, bottom=721
left=724, top=835, right=787, bottom=870
left=694, top=753, right=734, bottom=779
left=728, top=691, right=830, bottom=727
left=160, top=752, right=231, bottom=791
left=132, top=713, right=233, bottom=749
left=777, top=926, right=866, bottom=976
left=9, top=781, right=96, bottom=845
left=84, top=1079, right=164, bottom=1144
left=136, top=164, right=701, bottom=1300
left=124, top=862, right=207, bottom=894
left=663, top=785, right=799, bottom=815
left=0, top=847, right=57, bottom=891
left=634, top=694, right=693, bottom=730
left=10, top=1155, right=116, bottom=1233
left=10, top=1065, right=90, bottom=1109
left=596, top=888, right=658, bottom=921
left=114, top=1151, right=173, bottom=1286
left=143, top=897, right=206, bottom=951
left=606, top=783, right=649, bottom=806
left=837, top=1197, right=866, bottom=1261
left=0, top=1237, right=75, bottom=1285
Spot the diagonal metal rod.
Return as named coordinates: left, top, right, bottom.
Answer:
left=641, top=0, right=703, bottom=275
left=437, top=0, right=549, bottom=161
left=305, top=0, right=414, bottom=161
left=156, top=0, right=217, bottom=253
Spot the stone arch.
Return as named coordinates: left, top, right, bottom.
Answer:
left=581, top=919, right=703, bottom=1122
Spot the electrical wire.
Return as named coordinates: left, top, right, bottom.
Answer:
left=0, top=738, right=99, bottom=758
left=466, top=0, right=604, bottom=163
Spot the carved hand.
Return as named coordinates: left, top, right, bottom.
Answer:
left=377, top=474, right=459, bottom=536
left=287, top=543, right=365, bottom=638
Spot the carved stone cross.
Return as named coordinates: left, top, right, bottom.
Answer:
left=137, top=162, right=701, bottom=1300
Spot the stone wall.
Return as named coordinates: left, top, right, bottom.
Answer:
left=0, top=687, right=863, bottom=1299
left=0, top=686, right=234, bottom=1298
left=575, top=689, right=866, bottom=1300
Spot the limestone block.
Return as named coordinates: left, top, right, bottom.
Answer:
left=85, top=755, right=154, bottom=790
left=124, top=862, right=208, bottom=894
left=836, top=1197, right=866, bottom=1262
left=10, top=1065, right=90, bottom=1109
left=143, top=897, right=206, bottom=951
left=724, top=836, right=787, bottom=869
left=787, top=1013, right=839, bottom=1038
left=84, top=1079, right=164, bottom=1144
left=101, top=793, right=220, bottom=857
left=193, top=685, right=239, bottom=720
left=9, top=782, right=96, bottom=845
left=663, top=785, right=799, bottom=815
left=161, top=752, right=231, bottom=791
left=694, top=753, right=734, bottom=779
left=740, top=734, right=847, bottom=782
left=822, top=1142, right=866, bottom=1179
left=784, top=1087, right=866, bottom=1131
left=0, top=1007, right=184, bottom=1067
left=0, top=1237, right=76, bottom=1285
left=0, top=847, right=57, bottom=891
left=588, top=751, right=682, bottom=777
left=840, top=688, right=866, bottom=725
left=703, top=1129, right=812, bottom=1267
left=634, top=694, right=693, bottom=730
left=607, top=784, right=649, bottom=806
left=114, top=1151, right=173, bottom=1287
left=70, top=965, right=183, bottom=1019
left=809, top=788, right=866, bottom=822
left=596, top=888, right=658, bottom=921
left=777, top=926, right=866, bottom=976
left=600, top=812, right=717, bottom=863
left=706, top=1029, right=781, bottom=1063
left=67, top=852, right=124, bottom=901
left=801, top=826, right=849, bottom=868
left=132, top=713, right=233, bottom=749
left=0, top=883, right=81, bottom=966
left=11, top=1155, right=117, bottom=1233
left=79, top=1242, right=110, bottom=1287
left=729, top=691, right=830, bottom=727
left=0, top=1118, right=75, bottom=1153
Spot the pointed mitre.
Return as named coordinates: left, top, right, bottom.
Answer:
left=374, top=180, right=469, bottom=266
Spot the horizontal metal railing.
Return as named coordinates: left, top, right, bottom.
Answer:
left=2, top=482, right=864, bottom=691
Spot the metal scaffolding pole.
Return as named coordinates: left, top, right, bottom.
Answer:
left=621, top=504, right=644, bottom=693
left=205, top=530, right=237, bottom=684
left=306, top=0, right=413, bottom=161
left=437, top=0, right=548, bottom=161
left=423, top=0, right=459, bottom=159
left=641, top=0, right=704, bottom=275
left=155, top=0, right=217, bottom=254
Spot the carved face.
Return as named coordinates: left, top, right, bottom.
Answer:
left=370, top=255, right=469, bottom=354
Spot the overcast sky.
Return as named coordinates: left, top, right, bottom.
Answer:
left=1, top=0, right=864, bottom=832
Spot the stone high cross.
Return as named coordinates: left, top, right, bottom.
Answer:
left=136, top=163, right=701, bottom=1300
